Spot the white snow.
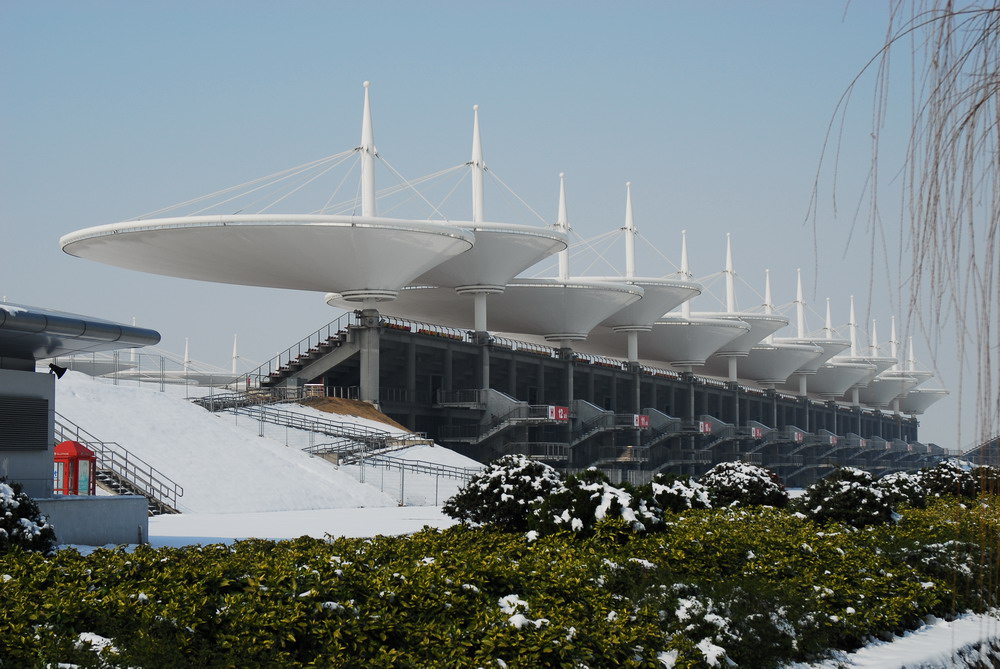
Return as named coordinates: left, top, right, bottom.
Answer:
left=789, top=612, right=1000, bottom=668
left=55, top=372, right=480, bottom=513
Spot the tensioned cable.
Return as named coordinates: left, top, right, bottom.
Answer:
left=636, top=231, right=684, bottom=275
left=132, top=150, right=355, bottom=219
left=431, top=168, right=470, bottom=217
left=189, top=152, right=357, bottom=216
left=377, top=154, right=454, bottom=221
left=317, top=154, right=363, bottom=214
left=527, top=229, right=623, bottom=277
left=258, top=159, right=347, bottom=214
left=315, top=163, right=468, bottom=217
left=487, top=170, right=549, bottom=225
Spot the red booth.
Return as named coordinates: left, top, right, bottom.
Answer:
left=53, top=440, right=97, bottom=496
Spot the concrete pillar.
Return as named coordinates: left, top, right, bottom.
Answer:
left=444, top=347, right=453, bottom=393
left=728, top=382, right=740, bottom=427
left=537, top=359, right=545, bottom=404
left=560, top=344, right=574, bottom=404
left=406, top=340, right=416, bottom=403
left=508, top=356, right=517, bottom=397
left=358, top=308, right=380, bottom=403
left=685, top=373, right=696, bottom=423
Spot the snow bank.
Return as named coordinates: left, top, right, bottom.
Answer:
left=56, top=372, right=397, bottom=513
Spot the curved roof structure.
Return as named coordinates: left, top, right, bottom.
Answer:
left=344, top=277, right=644, bottom=342
left=413, top=222, right=567, bottom=292
left=804, top=360, right=878, bottom=399
left=697, top=312, right=788, bottom=358
left=590, top=277, right=702, bottom=331
left=61, top=215, right=474, bottom=303
left=858, top=371, right=920, bottom=408
left=0, top=303, right=160, bottom=361
left=898, top=387, right=949, bottom=415
left=738, top=341, right=825, bottom=385
left=641, top=316, right=750, bottom=368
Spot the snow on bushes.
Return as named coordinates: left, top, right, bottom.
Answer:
left=973, top=465, right=1000, bottom=496
left=641, top=473, right=710, bottom=513
left=919, top=459, right=977, bottom=499
left=0, top=478, right=56, bottom=555
left=532, top=469, right=659, bottom=535
left=875, top=471, right=927, bottom=509
left=442, top=454, right=566, bottom=531
left=796, top=467, right=895, bottom=528
left=698, top=461, right=788, bottom=508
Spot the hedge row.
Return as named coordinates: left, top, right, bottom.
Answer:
left=1, top=497, right=998, bottom=668
left=444, top=456, right=999, bottom=535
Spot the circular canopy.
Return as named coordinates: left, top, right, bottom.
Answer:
left=772, top=337, right=851, bottom=375
left=640, top=316, right=750, bottom=368
left=797, top=360, right=877, bottom=399
left=369, top=279, right=644, bottom=342
left=738, top=342, right=825, bottom=385
left=590, top=277, right=702, bottom=331
left=61, top=215, right=475, bottom=302
left=412, top=222, right=567, bottom=291
left=696, top=312, right=788, bottom=357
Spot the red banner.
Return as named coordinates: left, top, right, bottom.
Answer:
left=547, top=405, right=569, bottom=421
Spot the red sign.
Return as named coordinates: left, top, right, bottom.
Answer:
left=750, top=427, right=763, bottom=439
left=700, top=421, right=713, bottom=434
left=793, top=431, right=804, bottom=443
left=547, top=405, right=569, bottom=421
left=633, top=414, right=650, bottom=428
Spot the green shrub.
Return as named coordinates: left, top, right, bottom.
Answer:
left=699, top=461, right=788, bottom=508
left=531, top=469, right=659, bottom=536
left=875, top=471, right=927, bottom=508
left=641, top=473, right=710, bottom=513
left=0, top=478, right=56, bottom=555
left=919, top=459, right=977, bottom=499
left=1, top=498, right=997, bottom=668
left=796, top=467, right=895, bottom=528
left=973, top=465, right=1000, bottom=496
left=442, top=454, right=566, bottom=531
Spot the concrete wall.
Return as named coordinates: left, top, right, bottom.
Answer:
left=0, top=368, right=54, bottom=498
left=36, top=495, right=149, bottom=546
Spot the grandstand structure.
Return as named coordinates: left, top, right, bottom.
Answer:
left=60, top=82, right=950, bottom=485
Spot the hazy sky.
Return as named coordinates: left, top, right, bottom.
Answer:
left=2, top=2, right=968, bottom=446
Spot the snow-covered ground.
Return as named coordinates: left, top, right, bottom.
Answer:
left=55, top=372, right=480, bottom=513
left=51, top=372, right=1000, bottom=667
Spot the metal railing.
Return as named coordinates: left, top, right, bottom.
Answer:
left=192, top=386, right=311, bottom=412
left=437, top=403, right=565, bottom=442
left=359, top=454, right=479, bottom=481
left=435, top=389, right=487, bottom=407
left=229, top=404, right=428, bottom=449
left=244, top=311, right=357, bottom=387
left=54, top=413, right=183, bottom=514
left=501, top=442, right=570, bottom=461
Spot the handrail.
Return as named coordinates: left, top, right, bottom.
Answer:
left=437, top=402, right=567, bottom=442
left=192, top=386, right=311, bottom=411
left=356, top=454, right=480, bottom=481
left=54, top=412, right=183, bottom=513
left=500, top=442, right=570, bottom=460
left=244, top=311, right=357, bottom=386
left=230, top=404, right=428, bottom=445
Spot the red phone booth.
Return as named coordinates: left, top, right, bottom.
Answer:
left=53, top=440, right=97, bottom=496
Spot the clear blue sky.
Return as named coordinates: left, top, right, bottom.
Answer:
left=2, top=2, right=967, bottom=446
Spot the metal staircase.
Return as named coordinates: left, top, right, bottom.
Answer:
left=221, top=404, right=432, bottom=460
left=436, top=403, right=566, bottom=444
left=244, top=312, right=359, bottom=389
left=54, top=413, right=183, bottom=516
